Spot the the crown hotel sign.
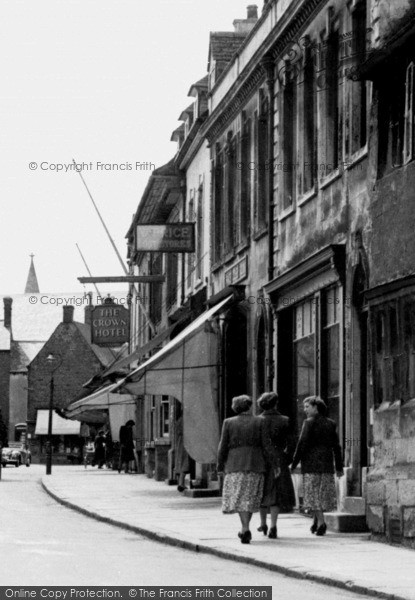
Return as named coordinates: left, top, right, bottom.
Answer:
left=136, top=223, right=195, bottom=253
left=91, top=301, right=130, bottom=346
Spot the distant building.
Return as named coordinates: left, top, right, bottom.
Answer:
left=27, top=305, right=116, bottom=464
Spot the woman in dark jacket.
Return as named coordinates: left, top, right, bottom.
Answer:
left=118, top=420, right=135, bottom=474
left=291, top=396, right=344, bottom=536
left=257, top=392, right=296, bottom=539
left=92, top=430, right=106, bottom=469
left=217, top=395, right=278, bottom=544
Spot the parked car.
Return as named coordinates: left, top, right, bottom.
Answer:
left=1, top=442, right=31, bottom=467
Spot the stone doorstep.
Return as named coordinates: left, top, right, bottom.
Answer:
left=325, top=512, right=369, bottom=533
left=182, top=488, right=222, bottom=498
left=343, top=496, right=366, bottom=515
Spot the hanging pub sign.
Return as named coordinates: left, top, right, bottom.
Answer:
left=91, top=297, right=130, bottom=346
left=136, top=223, right=195, bottom=253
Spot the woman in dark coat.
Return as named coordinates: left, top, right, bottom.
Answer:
left=118, top=420, right=135, bottom=474
left=217, top=395, right=278, bottom=544
left=257, top=392, right=296, bottom=539
left=291, top=396, right=344, bottom=536
left=92, top=430, right=106, bottom=469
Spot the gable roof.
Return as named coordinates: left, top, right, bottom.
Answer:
left=208, top=32, right=247, bottom=70
left=74, top=322, right=117, bottom=367
left=0, top=321, right=11, bottom=351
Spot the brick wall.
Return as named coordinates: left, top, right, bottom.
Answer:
left=0, top=351, right=11, bottom=441
left=28, top=323, right=106, bottom=426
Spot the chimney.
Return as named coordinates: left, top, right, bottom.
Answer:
left=84, top=293, right=94, bottom=326
left=63, top=305, right=74, bottom=324
left=233, top=5, right=258, bottom=34
left=3, top=297, right=12, bottom=330
left=247, top=5, right=258, bottom=19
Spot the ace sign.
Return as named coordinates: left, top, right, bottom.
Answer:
left=91, top=300, right=130, bottom=346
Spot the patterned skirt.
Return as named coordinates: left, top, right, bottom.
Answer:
left=303, top=473, right=337, bottom=512
left=222, top=472, right=264, bottom=514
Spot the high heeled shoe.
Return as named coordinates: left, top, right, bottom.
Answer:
left=238, top=530, right=251, bottom=544
left=316, top=523, right=327, bottom=536
left=310, top=517, right=318, bottom=534
left=268, top=526, right=277, bottom=539
left=257, top=524, right=268, bottom=536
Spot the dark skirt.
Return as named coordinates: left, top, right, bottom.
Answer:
left=303, top=473, right=337, bottom=511
left=120, top=445, right=135, bottom=463
left=261, top=462, right=296, bottom=510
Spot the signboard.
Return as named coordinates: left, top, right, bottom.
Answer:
left=136, top=223, right=195, bottom=253
left=91, top=300, right=130, bottom=346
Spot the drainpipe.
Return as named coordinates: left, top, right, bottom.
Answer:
left=262, top=54, right=276, bottom=390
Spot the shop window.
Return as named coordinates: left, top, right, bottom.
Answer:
left=293, top=299, right=316, bottom=426
left=372, top=297, right=415, bottom=406
left=159, top=396, right=170, bottom=438
left=149, top=396, right=156, bottom=442
left=322, top=287, right=341, bottom=426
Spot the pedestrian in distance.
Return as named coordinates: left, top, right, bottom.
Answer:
left=92, top=430, right=106, bottom=469
left=104, top=429, right=113, bottom=469
left=257, top=391, right=296, bottom=539
left=217, top=395, right=279, bottom=544
left=174, top=408, right=191, bottom=492
left=291, top=396, right=344, bottom=536
left=118, top=420, right=135, bottom=474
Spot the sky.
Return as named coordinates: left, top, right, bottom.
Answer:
left=0, top=0, right=251, bottom=296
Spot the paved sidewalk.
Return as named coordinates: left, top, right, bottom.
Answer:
left=42, top=466, right=415, bottom=600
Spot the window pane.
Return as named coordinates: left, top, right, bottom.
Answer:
left=325, top=324, right=340, bottom=399
left=294, top=334, right=315, bottom=429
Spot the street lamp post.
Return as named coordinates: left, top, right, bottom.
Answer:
left=45, top=354, right=61, bottom=475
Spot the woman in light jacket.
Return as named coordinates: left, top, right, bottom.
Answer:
left=291, top=396, right=343, bottom=536
left=217, top=395, right=278, bottom=544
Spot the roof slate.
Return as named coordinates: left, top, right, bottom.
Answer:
left=74, top=322, right=117, bottom=367
left=209, top=32, right=247, bottom=66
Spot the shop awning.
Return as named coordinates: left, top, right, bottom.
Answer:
left=35, top=410, right=81, bottom=435
left=114, top=295, right=232, bottom=464
left=64, top=384, right=136, bottom=419
left=105, top=322, right=178, bottom=374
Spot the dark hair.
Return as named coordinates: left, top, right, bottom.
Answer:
left=303, top=396, right=327, bottom=416
left=126, top=420, right=135, bottom=426
left=257, top=392, right=278, bottom=411
left=231, top=395, right=252, bottom=414
left=98, top=430, right=104, bottom=435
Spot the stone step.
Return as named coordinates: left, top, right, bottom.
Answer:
left=343, top=496, right=366, bottom=515
left=182, top=488, right=221, bottom=498
left=325, top=511, right=369, bottom=533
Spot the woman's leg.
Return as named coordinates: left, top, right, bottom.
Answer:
left=259, top=507, right=267, bottom=528
left=315, top=509, right=325, bottom=526
left=270, top=505, right=280, bottom=529
left=239, top=511, right=252, bottom=533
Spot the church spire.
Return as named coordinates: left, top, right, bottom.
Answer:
left=24, top=253, right=40, bottom=294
